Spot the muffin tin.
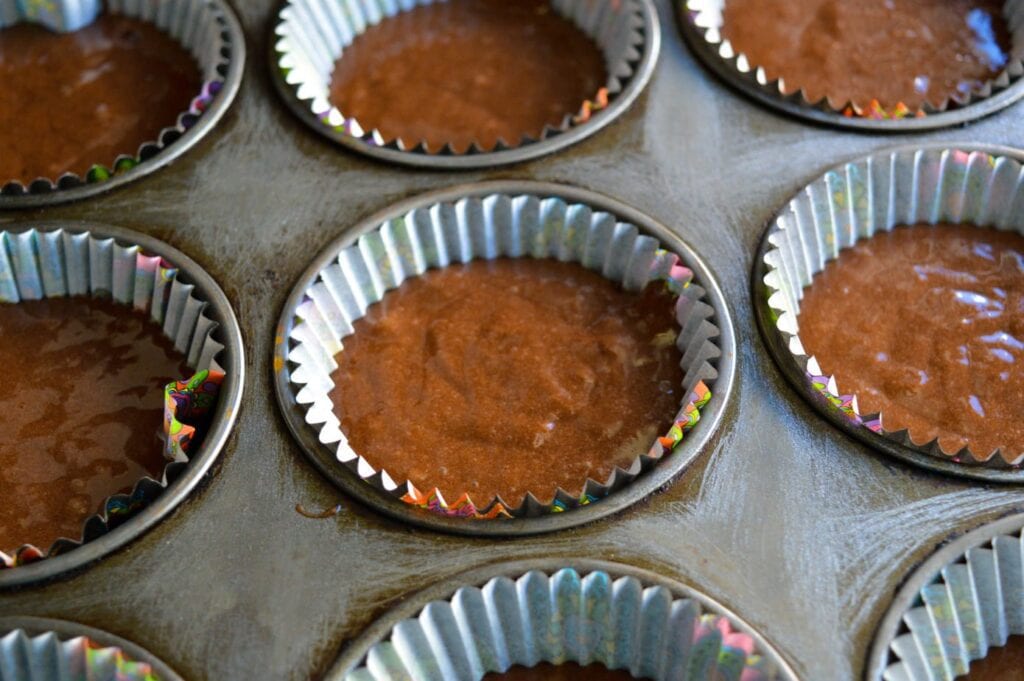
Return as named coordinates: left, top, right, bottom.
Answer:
left=3, top=1, right=1024, bottom=680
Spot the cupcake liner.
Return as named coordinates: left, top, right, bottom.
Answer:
left=272, top=0, right=656, bottom=165
left=284, top=190, right=721, bottom=520
left=0, top=0, right=99, bottom=32
left=680, top=0, right=1024, bottom=128
left=0, top=0, right=238, bottom=197
left=0, top=617, right=184, bottom=680
left=335, top=565, right=789, bottom=681
left=757, top=147, right=1024, bottom=473
left=869, top=513, right=1024, bottom=680
left=0, top=227, right=227, bottom=569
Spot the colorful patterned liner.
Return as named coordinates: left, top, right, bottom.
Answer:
left=0, top=0, right=99, bottom=32
left=0, top=228, right=227, bottom=568
left=682, top=0, right=1024, bottom=121
left=760, top=147, right=1024, bottom=468
left=341, top=567, right=781, bottom=681
left=273, top=0, right=645, bottom=156
left=285, top=191, right=721, bottom=520
left=873, top=516, right=1024, bottom=680
left=0, top=628, right=161, bottom=680
left=0, top=0, right=236, bottom=196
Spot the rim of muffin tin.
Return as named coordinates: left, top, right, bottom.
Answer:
left=323, top=558, right=800, bottom=680
left=0, top=0, right=246, bottom=210
left=674, top=2, right=1024, bottom=133
left=273, top=180, right=737, bottom=536
left=0, top=221, right=245, bottom=590
left=864, top=511, right=1024, bottom=680
left=266, top=0, right=661, bottom=169
left=752, top=142, right=1024, bottom=484
left=0, top=615, right=185, bottom=680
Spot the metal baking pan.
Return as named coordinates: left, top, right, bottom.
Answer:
left=2, top=1, right=1024, bottom=680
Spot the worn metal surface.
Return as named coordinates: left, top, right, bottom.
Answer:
left=0, top=1, right=1023, bottom=680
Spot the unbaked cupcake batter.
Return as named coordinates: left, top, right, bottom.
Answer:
left=798, top=225, right=1024, bottom=459
left=328, top=0, right=608, bottom=152
left=962, top=636, right=1024, bottom=679
left=484, top=662, right=650, bottom=680
left=720, top=0, right=1010, bottom=110
left=0, top=297, right=189, bottom=553
left=330, top=259, right=684, bottom=505
left=0, top=14, right=201, bottom=184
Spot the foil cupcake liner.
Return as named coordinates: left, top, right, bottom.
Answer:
left=330, top=561, right=796, bottom=681
left=0, top=0, right=99, bottom=32
left=271, top=0, right=660, bottom=168
left=867, top=512, right=1024, bottom=680
left=0, top=0, right=243, bottom=201
left=0, top=616, right=183, bottom=680
left=679, top=0, right=1024, bottom=130
left=282, top=188, right=722, bottom=522
left=0, top=227, right=227, bottom=569
left=755, top=146, right=1024, bottom=479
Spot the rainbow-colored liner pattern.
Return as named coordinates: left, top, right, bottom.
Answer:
left=273, top=0, right=643, bottom=156
left=1, top=0, right=234, bottom=196
left=342, top=567, right=781, bottom=681
left=683, top=0, right=1024, bottom=121
left=285, top=192, right=722, bottom=520
left=0, top=0, right=99, bottom=32
left=0, top=228, right=227, bottom=568
left=0, top=628, right=160, bottom=681
left=761, top=147, right=1024, bottom=467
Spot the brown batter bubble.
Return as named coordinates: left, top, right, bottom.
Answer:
left=0, top=15, right=202, bottom=184
left=484, top=662, right=651, bottom=680
left=798, top=225, right=1024, bottom=459
left=963, top=637, right=1024, bottom=679
left=327, top=0, right=608, bottom=153
left=720, top=0, right=1011, bottom=110
left=330, top=259, right=684, bottom=505
left=0, top=297, right=189, bottom=553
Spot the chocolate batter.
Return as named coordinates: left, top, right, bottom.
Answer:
left=0, top=297, right=189, bottom=553
left=963, top=637, right=1024, bottom=679
left=327, top=0, right=608, bottom=153
left=484, top=662, right=650, bottom=680
left=798, top=225, right=1024, bottom=459
left=330, top=259, right=684, bottom=505
left=720, top=0, right=1010, bottom=111
left=0, top=15, right=201, bottom=184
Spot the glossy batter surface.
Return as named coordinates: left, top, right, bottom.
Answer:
left=328, top=0, right=608, bottom=153
left=963, top=636, right=1024, bottom=679
left=798, top=225, right=1024, bottom=459
left=484, top=662, right=650, bottom=680
left=330, top=259, right=684, bottom=505
left=0, top=297, right=189, bottom=553
left=720, top=0, right=1010, bottom=110
left=0, top=15, right=201, bottom=184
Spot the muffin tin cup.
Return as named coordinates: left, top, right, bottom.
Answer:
left=0, top=222, right=244, bottom=589
left=0, top=615, right=184, bottom=680
left=753, top=144, right=1024, bottom=483
left=0, top=0, right=100, bottom=32
left=866, top=511, right=1024, bottom=680
left=677, top=0, right=1024, bottom=132
left=327, top=559, right=798, bottom=681
left=274, top=180, right=736, bottom=536
left=270, top=0, right=660, bottom=169
left=0, top=0, right=246, bottom=209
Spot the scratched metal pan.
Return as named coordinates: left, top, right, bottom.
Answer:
left=273, top=180, right=737, bottom=536
left=0, top=221, right=245, bottom=590
left=325, top=558, right=800, bottom=681
left=0, top=0, right=246, bottom=210
left=0, top=615, right=185, bottom=681
left=267, top=0, right=661, bottom=169
left=675, top=0, right=1024, bottom=132
left=752, top=143, right=1024, bottom=484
